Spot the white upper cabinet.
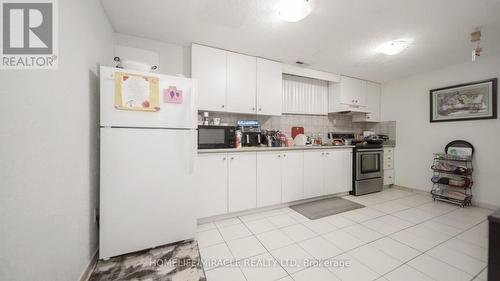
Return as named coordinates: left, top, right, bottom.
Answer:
left=227, top=52, right=257, bottom=114
left=352, top=81, right=381, bottom=122
left=338, top=76, right=367, bottom=107
left=192, top=44, right=282, bottom=115
left=256, top=58, right=282, bottom=116
left=191, top=44, right=227, bottom=111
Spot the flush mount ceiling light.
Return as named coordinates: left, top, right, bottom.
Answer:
left=378, top=39, right=412, bottom=55
left=277, top=0, right=313, bottom=23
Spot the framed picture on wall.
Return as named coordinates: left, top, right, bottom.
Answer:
left=430, top=78, right=497, bottom=122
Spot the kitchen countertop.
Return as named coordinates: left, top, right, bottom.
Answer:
left=198, top=145, right=355, bottom=154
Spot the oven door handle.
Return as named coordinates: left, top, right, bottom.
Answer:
left=356, top=149, right=384, bottom=152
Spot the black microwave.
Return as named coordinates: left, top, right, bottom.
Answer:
left=198, top=125, right=236, bottom=149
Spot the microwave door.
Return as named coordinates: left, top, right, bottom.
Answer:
left=198, top=128, right=225, bottom=149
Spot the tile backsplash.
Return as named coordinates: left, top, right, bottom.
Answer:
left=199, top=112, right=396, bottom=143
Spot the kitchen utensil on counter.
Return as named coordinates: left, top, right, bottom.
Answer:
left=286, top=137, right=295, bottom=147
left=291, top=127, right=304, bottom=139
left=294, top=134, right=307, bottom=146
left=235, top=130, right=242, bottom=149
left=331, top=138, right=345, bottom=146
left=313, top=134, right=322, bottom=146
left=202, top=112, right=209, bottom=125
left=365, top=135, right=384, bottom=145
left=363, top=131, right=375, bottom=138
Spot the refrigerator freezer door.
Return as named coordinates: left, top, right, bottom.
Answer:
left=100, top=66, right=197, bottom=129
left=99, top=127, right=197, bottom=259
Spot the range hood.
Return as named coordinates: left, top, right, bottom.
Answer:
left=329, top=107, right=370, bottom=115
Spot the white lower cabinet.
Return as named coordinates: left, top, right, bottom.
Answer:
left=197, top=148, right=352, bottom=219
left=304, top=149, right=352, bottom=198
left=324, top=149, right=352, bottom=194
left=281, top=151, right=304, bottom=202
left=257, top=151, right=282, bottom=207
left=383, top=147, right=395, bottom=185
left=228, top=152, right=257, bottom=212
left=304, top=151, right=325, bottom=198
left=195, top=153, right=228, bottom=218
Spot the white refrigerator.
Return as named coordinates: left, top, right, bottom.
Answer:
left=99, top=66, right=197, bottom=259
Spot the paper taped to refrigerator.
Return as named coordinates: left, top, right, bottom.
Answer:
left=114, top=72, right=160, bottom=112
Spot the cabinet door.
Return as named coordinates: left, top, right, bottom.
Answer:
left=303, top=150, right=325, bottom=198
left=325, top=150, right=352, bottom=194
left=227, top=52, right=257, bottom=114
left=257, top=58, right=282, bottom=116
left=228, top=152, right=257, bottom=212
left=340, top=76, right=366, bottom=106
left=191, top=44, right=227, bottom=111
left=281, top=151, right=304, bottom=202
left=340, top=150, right=353, bottom=193
left=195, top=153, right=228, bottom=218
left=365, top=82, right=380, bottom=121
left=323, top=150, right=338, bottom=195
left=257, top=151, right=282, bottom=207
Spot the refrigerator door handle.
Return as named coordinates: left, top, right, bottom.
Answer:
left=189, top=130, right=197, bottom=174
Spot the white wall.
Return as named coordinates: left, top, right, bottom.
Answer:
left=381, top=55, right=500, bottom=208
left=114, top=33, right=190, bottom=77
left=0, top=0, right=114, bottom=280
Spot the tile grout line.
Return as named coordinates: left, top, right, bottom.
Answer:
left=200, top=189, right=489, bottom=281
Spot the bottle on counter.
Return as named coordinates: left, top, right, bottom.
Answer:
left=235, top=130, right=242, bottom=149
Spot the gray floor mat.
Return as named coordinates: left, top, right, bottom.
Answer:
left=290, top=197, right=365, bottom=220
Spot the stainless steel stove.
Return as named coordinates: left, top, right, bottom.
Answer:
left=352, top=144, right=384, bottom=196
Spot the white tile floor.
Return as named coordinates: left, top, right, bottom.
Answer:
left=196, top=188, right=491, bottom=281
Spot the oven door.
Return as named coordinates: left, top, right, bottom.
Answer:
left=355, top=149, right=383, bottom=180
left=198, top=126, right=232, bottom=149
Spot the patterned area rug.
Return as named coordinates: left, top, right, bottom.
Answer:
left=89, top=240, right=206, bottom=281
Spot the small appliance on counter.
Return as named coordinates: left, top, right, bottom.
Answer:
left=198, top=125, right=236, bottom=149
left=291, top=127, right=304, bottom=139
left=237, top=120, right=262, bottom=147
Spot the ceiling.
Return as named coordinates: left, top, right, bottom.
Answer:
left=100, top=0, right=500, bottom=82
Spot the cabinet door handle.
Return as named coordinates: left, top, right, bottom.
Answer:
left=326, top=152, right=330, bottom=155
left=259, top=108, right=262, bottom=111
left=283, top=154, right=287, bottom=157
left=321, top=152, right=325, bottom=156
left=221, top=105, right=225, bottom=108
left=222, top=157, right=226, bottom=160
left=278, top=154, right=281, bottom=158
left=230, top=157, right=234, bottom=160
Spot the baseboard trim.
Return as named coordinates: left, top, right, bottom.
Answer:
left=395, top=184, right=498, bottom=210
left=78, top=249, right=98, bottom=281
left=198, top=192, right=350, bottom=224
